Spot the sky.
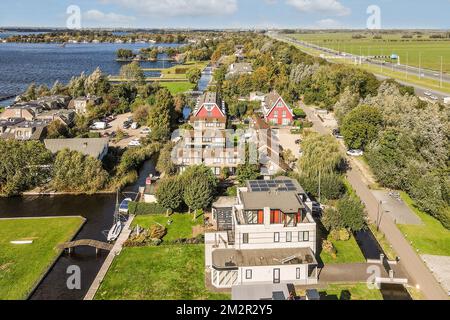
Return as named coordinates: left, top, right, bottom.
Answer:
left=0, top=0, right=449, bottom=29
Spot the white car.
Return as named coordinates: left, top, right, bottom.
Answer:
left=423, top=91, right=432, bottom=97
left=140, top=128, right=151, bottom=134
left=347, top=149, right=364, bottom=157
left=128, top=139, right=141, bottom=147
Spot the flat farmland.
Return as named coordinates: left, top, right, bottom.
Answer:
left=290, top=33, right=450, bottom=73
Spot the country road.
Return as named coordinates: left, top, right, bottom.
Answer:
left=302, top=106, right=449, bottom=300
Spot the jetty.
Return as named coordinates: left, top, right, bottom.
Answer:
left=84, top=215, right=135, bottom=300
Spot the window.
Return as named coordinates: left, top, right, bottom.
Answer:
left=274, top=232, right=280, bottom=243
left=299, top=231, right=309, bottom=242
left=296, top=268, right=301, bottom=279
left=245, top=211, right=264, bottom=225
left=286, top=232, right=292, bottom=242
left=282, top=110, right=287, bottom=118
left=274, top=111, right=278, bottom=118
left=243, top=233, right=249, bottom=244
left=285, top=214, right=296, bottom=227
left=246, top=269, right=252, bottom=279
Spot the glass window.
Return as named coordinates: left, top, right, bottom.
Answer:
left=243, top=233, right=249, bottom=244
left=270, top=210, right=282, bottom=224
left=286, top=232, right=292, bottom=242
left=299, top=231, right=310, bottom=242
left=246, top=269, right=252, bottom=279
left=274, top=232, right=280, bottom=243
left=296, top=268, right=301, bottom=279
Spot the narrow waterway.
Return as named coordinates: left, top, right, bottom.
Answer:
left=0, top=160, right=155, bottom=300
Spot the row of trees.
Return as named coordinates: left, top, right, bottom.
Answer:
left=155, top=165, right=217, bottom=216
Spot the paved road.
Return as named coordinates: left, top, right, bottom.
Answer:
left=270, top=33, right=450, bottom=102
left=303, top=106, right=449, bottom=300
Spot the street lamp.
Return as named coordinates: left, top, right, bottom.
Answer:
left=377, top=200, right=388, bottom=231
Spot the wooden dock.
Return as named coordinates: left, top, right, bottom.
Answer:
left=84, top=215, right=135, bottom=300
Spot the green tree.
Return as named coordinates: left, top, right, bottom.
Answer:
left=155, top=176, right=183, bottom=211
left=51, top=150, right=108, bottom=194
left=116, top=49, right=133, bottom=60
left=323, top=195, right=366, bottom=232
left=156, top=143, right=176, bottom=175
left=147, top=88, right=174, bottom=142
left=183, top=176, right=214, bottom=218
left=0, top=140, right=53, bottom=196
left=120, top=62, right=145, bottom=85
left=341, top=105, right=383, bottom=150
left=46, top=121, right=70, bottom=139
left=187, top=68, right=202, bottom=84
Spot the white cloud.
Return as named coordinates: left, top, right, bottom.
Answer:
left=84, top=9, right=136, bottom=24
left=286, top=0, right=351, bottom=16
left=312, top=18, right=344, bottom=29
left=98, top=0, right=238, bottom=17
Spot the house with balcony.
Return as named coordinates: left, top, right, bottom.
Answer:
left=174, top=92, right=244, bottom=176
left=205, top=177, right=318, bottom=289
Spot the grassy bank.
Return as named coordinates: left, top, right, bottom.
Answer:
left=160, top=81, right=196, bottom=94
left=133, top=213, right=202, bottom=242
left=320, top=236, right=366, bottom=264
left=95, top=245, right=230, bottom=300
left=0, top=217, right=85, bottom=300
left=398, top=192, right=450, bottom=256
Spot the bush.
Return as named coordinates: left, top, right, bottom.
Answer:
left=226, top=186, right=237, bottom=197
left=128, top=202, right=169, bottom=215
left=293, top=108, right=307, bottom=119
left=322, top=240, right=337, bottom=259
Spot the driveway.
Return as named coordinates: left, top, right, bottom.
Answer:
left=93, top=113, right=150, bottom=148
left=303, top=105, right=449, bottom=300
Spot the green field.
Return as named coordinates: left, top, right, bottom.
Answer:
left=95, top=245, right=230, bottom=300
left=290, top=32, right=450, bottom=73
left=160, top=81, right=196, bottom=95
left=320, top=236, right=366, bottom=264
left=132, top=213, right=202, bottom=242
left=398, top=192, right=450, bottom=256
left=0, top=217, right=85, bottom=300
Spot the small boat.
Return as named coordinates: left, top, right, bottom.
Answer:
left=10, top=240, right=33, bottom=245
left=119, top=198, right=132, bottom=214
left=107, top=221, right=122, bottom=242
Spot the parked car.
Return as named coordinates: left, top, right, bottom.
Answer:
left=128, top=139, right=141, bottom=147
left=295, top=139, right=302, bottom=145
left=140, top=127, right=151, bottom=134
left=91, top=121, right=107, bottom=130
left=424, top=91, right=432, bottom=97
left=123, top=121, right=132, bottom=129
left=131, top=122, right=140, bottom=130
left=347, top=149, right=364, bottom=157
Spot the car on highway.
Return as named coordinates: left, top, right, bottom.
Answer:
left=347, top=149, right=364, bottom=157
left=128, top=139, right=141, bottom=147
left=430, top=95, right=439, bottom=101
left=424, top=91, right=432, bottom=97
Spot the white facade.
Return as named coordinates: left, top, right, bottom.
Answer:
left=205, top=178, right=318, bottom=289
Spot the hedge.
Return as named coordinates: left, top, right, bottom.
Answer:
left=128, top=202, right=169, bottom=216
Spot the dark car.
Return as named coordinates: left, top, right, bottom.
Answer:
left=295, top=139, right=302, bottom=145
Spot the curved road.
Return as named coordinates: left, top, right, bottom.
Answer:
left=303, top=105, right=448, bottom=300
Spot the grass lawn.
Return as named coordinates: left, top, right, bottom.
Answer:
left=319, top=283, right=383, bottom=300
left=398, top=192, right=450, bottom=256
left=160, top=81, right=196, bottom=95
left=95, top=245, right=230, bottom=300
left=368, top=224, right=397, bottom=261
left=133, top=213, right=202, bottom=242
left=0, top=217, right=85, bottom=300
left=320, top=236, right=366, bottom=264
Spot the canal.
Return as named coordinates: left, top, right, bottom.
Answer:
left=0, top=160, right=155, bottom=300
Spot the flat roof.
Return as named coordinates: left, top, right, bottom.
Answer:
left=240, top=191, right=304, bottom=213
left=212, top=196, right=237, bottom=208
left=212, top=248, right=317, bottom=269
left=44, top=138, right=109, bottom=159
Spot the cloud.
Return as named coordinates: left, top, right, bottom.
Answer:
left=84, top=9, right=136, bottom=25
left=312, top=18, right=344, bottom=29
left=286, top=0, right=351, bottom=16
left=98, top=0, right=238, bottom=17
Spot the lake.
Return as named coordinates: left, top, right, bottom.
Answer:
left=0, top=42, right=180, bottom=104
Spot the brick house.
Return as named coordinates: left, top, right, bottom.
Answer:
left=263, top=92, right=294, bottom=126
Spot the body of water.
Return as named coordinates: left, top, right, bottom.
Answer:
left=0, top=160, right=156, bottom=300
left=0, top=42, right=179, bottom=104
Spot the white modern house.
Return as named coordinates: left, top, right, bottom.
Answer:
left=205, top=177, right=318, bottom=289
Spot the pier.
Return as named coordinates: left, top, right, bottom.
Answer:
left=84, top=215, right=135, bottom=300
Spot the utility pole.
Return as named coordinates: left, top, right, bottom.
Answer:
left=441, top=56, right=444, bottom=88
left=406, top=52, right=409, bottom=80
left=318, top=170, right=321, bottom=204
